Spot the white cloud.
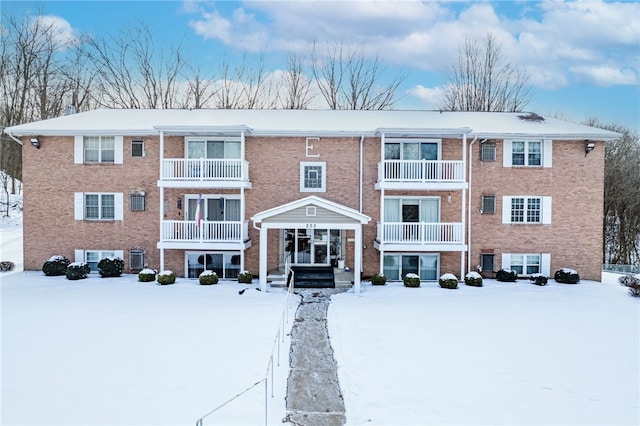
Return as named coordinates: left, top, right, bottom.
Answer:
left=407, top=84, right=446, bottom=109
left=185, top=0, right=640, bottom=89
left=32, top=15, right=78, bottom=47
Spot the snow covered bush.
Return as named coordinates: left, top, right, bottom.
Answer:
left=496, top=268, right=518, bottom=282
left=618, top=275, right=640, bottom=297
left=464, top=271, right=483, bottom=287
left=554, top=268, right=580, bottom=284
left=199, top=270, right=219, bottom=285
left=403, top=273, right=420, bottom=287
left=530, top=273, right=548, bottom=286
left=371, top=273, right=386, bottom=285
left=157, top=270, right=176, bottom=285
left=42, top=255, right=70, bottom=276
left=439, top=273, right=458, bottom=289
left=0, top=261, right=15, bottom=272
left=138, top=269, right=156, bottom=282
left=98, top=257, right=124, bottom=278
left=66, top=262, right=90, bottom=280
left=237, top=270, right=253, bottom=284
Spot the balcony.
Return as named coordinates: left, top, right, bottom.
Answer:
left=375, top=222, right=466, bottom=252
left=375, top=160, right=467, bottom=190
left=158, top=158, right=251, bottom=188
left=158, top=220, right=251, bottom=250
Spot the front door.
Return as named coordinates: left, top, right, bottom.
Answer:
left=286, top=228, right=332, bottom=265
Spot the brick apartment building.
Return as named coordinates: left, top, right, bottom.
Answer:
left=5, top=109, right=620, bottom=291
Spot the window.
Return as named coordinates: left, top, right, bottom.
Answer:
left=131, top=140, right=144, bottom=157
left=384, top=139, right=440, bottom=160
left=85, top=194, right=114, bottom=220
left=481, top=195, right=495, bottom=214
left=74, top=136, right=123, bottom=164
left=186, top=252, right=241, bottom=279
left=504, top=139, right=550, bottom=167
left=129, top=249, right=144, bottom=270
left=84, top=136, right=115, bottom=163
left=510, top=254, right=541, bottom=275
left=480, top=254, right=495, bottom=272
left=480, top=141, right=496, bottom=161
left=300, top=162, right=326, bottom=192
left=130, top=193, right=145, bottom=211
left=503, top=196, right=551, bottom=224
left=186, top=139, right=241, bottom=159
left=75, top=193, right=124, bottom=221
left=383, top=254, right=439, bottom=281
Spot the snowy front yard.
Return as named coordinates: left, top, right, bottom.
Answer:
left=330, top=276, right=640, bottom=425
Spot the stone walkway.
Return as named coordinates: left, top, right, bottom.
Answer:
left=285, top=289, right=346, bottom=426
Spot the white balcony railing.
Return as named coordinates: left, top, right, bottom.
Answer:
left=379, top=160, right=464, bottom=183
left=377, top=222, right=464, bottom=244
left=161, top=158, right=248, bottom=181
left=162, top=220, right=248, bottom=243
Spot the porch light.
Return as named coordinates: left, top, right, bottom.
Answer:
left=30, top=138, right=40, bottom=149
left=585, top=141, right=596, bottom=155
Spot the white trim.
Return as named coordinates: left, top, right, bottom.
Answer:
left=114, top=136, right=124, bottom=164
left=252, top=195, right=370, bottom=224
left=502, top=196, right=551, bottom=224
left=74, top=136, right=84, bottom=163
left=74, top=249, right=84, bottom=263
left=74, top=192, right=84, bottom=220
left=300, top=161, right=326, bottom=193
left=502, top=140, right=512, bottom=167
left=543, top=139, right=553, bottom=168
left=541, top=253, right=551, bottom=276
left=542, top=196, right=552, bottom=224
left=501, top=253, right=511, bottom=270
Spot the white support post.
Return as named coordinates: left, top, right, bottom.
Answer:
left=159, top=131, right=165, bottom=272
left=240, top=187, right=246, bottom=273
left=259, top=226, right=268, bottom=292
left=354, top=225, right=362, bottom=294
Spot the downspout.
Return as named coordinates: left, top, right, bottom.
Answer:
left=467, top=136, right=480, bottom=274
left=359, top=134, right=364, bottom=213
left=6, top=132, right=24, bottom=146
left=159, top=131, right=165, bottom=272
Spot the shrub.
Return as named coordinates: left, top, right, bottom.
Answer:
left=238, top=270, right=253, bottom=284
left=0, top=261, right=15, bottom=272
left=42, top=255, right=70, bottom=276
left=157, top=270, right=176, bottom=285
left=464, top=271, right=483, bottom=287
left=619, top=275, right=640, bottom=297
left=530, top=273, right=548, bottom=286
left=439, top=273, right=458, bottom=289
left=371, top=273, right=387, bottom=285
left=496, top=269, right=518, bottom=282
left=98, top=257, right=124, bottom=278
left=403, top=273, right=420, bottom=288
left=199, top=270, right=219, bottom=285
left=554, top=268, right=580, bottom=284
left=138, top=268, right=156, bottom=282
left=66, top=262, right=91, bottom=280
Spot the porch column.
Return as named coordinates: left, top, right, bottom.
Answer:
left=354, top=225, right=362, bottom=293
left=259, top=225, right=268, bottom=292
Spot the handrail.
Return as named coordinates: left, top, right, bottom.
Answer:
left=195, top=262, right=297, bottom=426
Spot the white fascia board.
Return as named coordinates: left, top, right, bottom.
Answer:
left=376, top=127, right=472, bottom=138
left=470, top=132, right=622, bottom=140
left=5, top=129, right=154, bottom=137
left=153, top=125, right=252, bottom=135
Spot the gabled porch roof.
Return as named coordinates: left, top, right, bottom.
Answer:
left=251, top=195, right=371, bottom=225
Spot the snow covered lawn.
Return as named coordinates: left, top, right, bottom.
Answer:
left=1, top=273, right=293, bottom=425
left=329, top=277, right=640, bottom=425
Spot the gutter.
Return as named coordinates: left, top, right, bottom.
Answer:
left=5, top=131, right=24, bottom=146
left=359, top=134, right=365, bottom=213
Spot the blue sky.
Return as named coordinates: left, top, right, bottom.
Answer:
left=4, top=0, right=639, bottom=130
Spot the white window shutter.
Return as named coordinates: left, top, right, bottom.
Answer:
left=74, top=136, right=84, bottom=164
left=541, top=253, right=551, bottom=276
left=501, top=253, right=511, bottom=270
left=114, top=250, right=124, bottom=260
left=502, top=196, right=512, bottom=223
left=114, top=193, right=124, bottom=220
left=542, top=196, right=552, bottom=224
left=114, top=136, right=124, bottom=164
left=543, top=139, right=553, bottom=168
left=74, top=249, right=84, bottom=263
left=503, top=140, right=512, bottom=167
left=74, top=192, right=84, bottom=220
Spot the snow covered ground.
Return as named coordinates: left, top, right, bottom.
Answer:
left=2, top=198, right=639, bottom=425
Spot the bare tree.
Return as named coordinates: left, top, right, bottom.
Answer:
left=311, top=42, right=404, bottom=110
left=441, top=33, right=531, bottom=112
left=594, top=119, right=640, bottom=265
left=86, top=24, right=187, bottom=109
left=182, top=65, right=219, bottom=109
left=212, top=54, right=278, bottom=109
left=279, top=52, right=314, bottom=109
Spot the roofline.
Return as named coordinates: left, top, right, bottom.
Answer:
left=469, top=132, right=622, bottom=140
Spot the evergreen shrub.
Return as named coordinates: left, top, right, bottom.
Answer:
left=496, top=269, right=518, bottom=282
left=371, top=273, right=387, bottom=285
left=157, top=270, right=176, bottom=285
left=439, top=273, right=458, bottom=289
left=66, top=262, right=91, bottom=280
left=403, top=273, right=420, bottom=288
left=238, top=271, right=253, bottom=284
left=530, top=273, right=548, bottom=286
left=98, top=257, right=124, bottom=278
left=138, top=269, right=156, bottom=282
left=464, top=271, right=483, bottom=287
left=554, top=268, right=580, bottom=284
left=199, top=270, right=219, bottom=285
left=42, top=255, right=70, bottom=276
